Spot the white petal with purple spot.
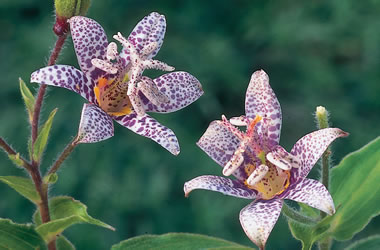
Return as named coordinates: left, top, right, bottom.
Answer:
left=197, top=121, right=246, bottom=181
left=30, top=65, right=96, bottom=103
left=245, top=70, right=282, bottom=148
left=291, top=128, right=349, bottom=179
left=142, top=72, right=203, bottom=113
left=284, top=178, right=335, bottom=215
left=239, top=199, right=283, bottom=249
left=77, top=104, right=114, bottom=143
left=184, top=175, right=257, bottom=199
left=114, top=113, right=180, bottom=155
left=69, top=16, right=109, bottom=80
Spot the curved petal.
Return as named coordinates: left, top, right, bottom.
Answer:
left=239, top=199, right=283, bottom=249
left=291, top=128, right=349, bottom=179
left=142, top=72, right=203, bottom=113
left=245, top=70, right=282, bottom=147
left=184, top=175, right=256, bottom=199
left=77, top=104, right=114, bottom=143
left=114, top=113, right=180, bottom=155
left=284, top=178, right=335, bottom=215
left=69, top=16, right=109, bottom=80
left=119, top=12, right=166, bottom=66
left=197, top=121, right=247, bottom=181
left=30, top=65, right=96, bottom=103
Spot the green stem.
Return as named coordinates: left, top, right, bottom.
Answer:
left=282, top=203, right=317, bottom=225
left=319, top=237, right=331, bottom=250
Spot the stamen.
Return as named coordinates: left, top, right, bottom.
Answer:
left=138, top=77, right=169, bottom=106
left=91, top=59, right=118, bottom=74
left=246, top=115, right=262, bottom=137
left=141, top=42, right=158, bottom=57
left=266, top=146, right=301, bottom=170
left=223, top=149, right=245, bottom=176
left=129, top=91, right=145, bottom=117
left=106, top=42, right=118, bottom=61
left=142, top=60, right=175, bottom=72
left=246, top=164, right=269, bottom=186
left=229, top=116, right=248, bottom=126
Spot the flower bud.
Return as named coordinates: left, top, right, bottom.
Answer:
left=315, top=106, right=330, bottom=129
left=53, top=0, right=91, bottom=36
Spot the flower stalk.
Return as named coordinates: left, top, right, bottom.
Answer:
left=48, top=137, right=79, bottom=176
left=282, top=202, right=317, bottom=225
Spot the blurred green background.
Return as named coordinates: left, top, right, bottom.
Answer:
left=0, top=0, right=379, bottom=249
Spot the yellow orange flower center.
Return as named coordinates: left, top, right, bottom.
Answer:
left=94, top=75, right=133, bottom=116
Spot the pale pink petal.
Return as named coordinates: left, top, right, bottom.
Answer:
left=77, top=104, right=114, bottom=143
left=69, top=16, right=109, bottom=80
left=184, top=175, right=256, bottom=199
left=239, top=199, right=283, bottom=249
left=30, top=65, right=96, bottom=103
left=291, top=128, right=349, bottom=179
left=197, top=121, right=247, bottom=181
left=142, top=72, right=203, bottom=113
left=114, top=113, right=179, bottom=155
left=284, top=178, right=335, bottom=215
left=245, top=70, right=282, bottom=148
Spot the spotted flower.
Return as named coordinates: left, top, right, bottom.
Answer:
left=184, top=70, right=348, bottom=249
left=31, top=13, right=203, bottom=155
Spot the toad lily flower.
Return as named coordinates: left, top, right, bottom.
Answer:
left=184, top=70, right=348, bottom=249
left=30, top=13, right=203, bottom=155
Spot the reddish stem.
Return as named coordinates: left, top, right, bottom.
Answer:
left=30, top=33, right=68, bottom=250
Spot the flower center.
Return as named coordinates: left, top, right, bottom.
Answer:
left=243, top=162, right=290, bottom=200
left=94, top=75, right=133, bottom=116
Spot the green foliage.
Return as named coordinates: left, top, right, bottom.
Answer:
left=289, top=137, right=380, bottom=248
left=111, top=233, right=254, bottom=250
left=0, top=176, right=41, bottom=203
left=34, top=196, right=114, bottom=242
left=345, top=235, right=380, bottom=250
left=55, top=0, right=91, bottom=18
left=19, top=78, right=35, bottom=124
left=32, top=108, right=58, bottom=162
left=56, top=236, right=75, bottom=250
left=7, top=153, right=24, bottom=168
left=43, top=173, right=58, bottom=184
left=0, top=218, right=46, bottom=250
left=328, top=136, right=380, bottom=240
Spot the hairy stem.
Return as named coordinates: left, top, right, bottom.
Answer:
left=48, top=137, right=79, bottom=176
left=30, top=33, right=68, bottom=250
left=0, top=137, right=33, bottom=171
left=31, top=33, right=68, bottom=144
left=282, top=203, right=317, bottom=225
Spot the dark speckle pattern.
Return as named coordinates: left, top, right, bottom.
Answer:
left=186, top=70, right=348, bottom=249
left=239, top=199, right=283, bottom=249
left=184, top=175, right=257, bottom=199
left=114, top=113, right=180, bottom=155
left=143, top=71, right=203, bottom=113
left=283, top=178, right=335, bottom=215
left=78, top=104, right=114, bottom=143
left=120, top=12, right=166, bottom=65
left=290, top=128, right=349, bottom=180
left=245, top=70, right=281, bottom=149
left=31, top=65, right=96, bottom=103
left=69, top=16, right=108, bottom=80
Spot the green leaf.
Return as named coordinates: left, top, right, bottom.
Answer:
left=0, top=176, right=41, bottom=203
left=19, top=78, right=35, bottom=124
left=43, top=173, right=58, bottom=184
left=8, top=153, right=25, bottom=168
left=33, top=108, right=58, bottom=162
left=345, top=235, right=380, bottom=250
left=111, top=233, right=254, bottom=250
left=34, top=196, right=114, bottom=242
left=288, top=221, right=314, bottom=250
left=328, top=136, right=380, bottom=240
left=288, top=137, right=380, bottom=247
left=0, top=218, right=46, bottom=250
left=56, top=235, right=75, bottom=250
